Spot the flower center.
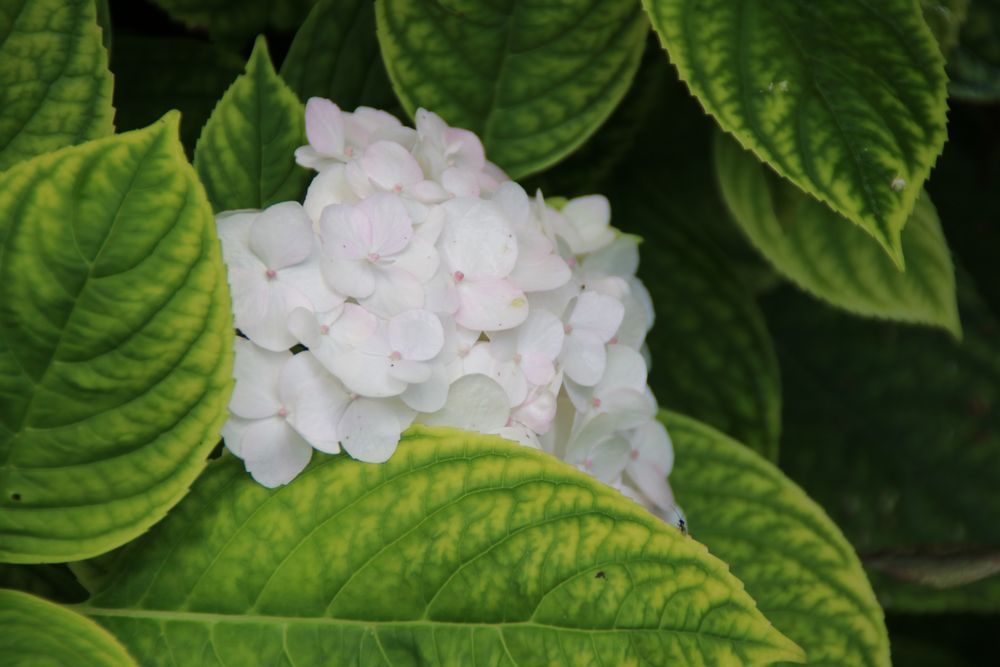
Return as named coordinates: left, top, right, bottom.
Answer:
left=453, top=270, right=465, bottom=282
left=630, top=449, right=639, bottom=461
left=591, top=397, right=602, bottom=409
left=583, top=458, right=593, bottom=469
left=608, top=336, right=618, bottom=345
left=277, top=406, right=288, bottom=418
left=389, top=350, right=402, bottom=361
left=265, top=269, right=278, bottom=280
left=319, top=324, right=330, bottom=335
left=393, top=183, right=404, bottom=193
left=564, top=324, right=573, bottom=334
left=367, top=252, right=381, bottom=262
left=345, top=146, right=355, bottom=157
left=513, top=353, right=522, bottom=364
left=566, top=257, right=577, bottom=268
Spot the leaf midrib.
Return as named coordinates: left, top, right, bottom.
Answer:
left=76, top=605, right=790, bottom=648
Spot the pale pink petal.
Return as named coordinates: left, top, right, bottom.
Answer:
left=512, top=389, right=557, bottom=434
left=362, top=140, right=424, bottom=191
left=361, top=265, right=424, bottom=317
left=439, top=198, right=518, bottom=279
left=519, top=354, right=555, bottom=387
left=511, top=253, right=572, bottom=292
left=455, top=279, right=528, bottom=331
left=320, top=203, right=372, bottom=260
left=357, top=193, right=413, bottom=256
left=249, top=202, right=314, bottom=270
left=631, top=420, right=674, bottom=476
left=328, top=303, right=378, bottom=347
left=405, top=180, right=449, bottom=203
left=441, top=167, right=480, bottom=197
left=304, top=97, right=345, bottom=157
left=339, top=398, right=404, bottom=463
left=569, top=291, right=624, bottom=342
left=444, top=127, right=485, bottom=170
left=389, top=310, right=444, bottom=361
left=229, top=338, right=287, bottom=418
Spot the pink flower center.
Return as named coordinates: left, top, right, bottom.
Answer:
left=389, top=351, right=402, bottom=361
left=608, top=336, right=618, bottom=345
left=591, top=397, right=602, bottom=409
left=453, top=270, right=465, bottom=282
left=367, top=252, right=381, bottom=262
left=505, top=417, right=513, bottom=427
left=345, top=146, right=355, bottom=157
left=630, top=449, right=639, bottom=461
left=265, top=269, right=277, bottom=280
left=566, top=257, right=577, bottom=268
left=564, top=324, right=573, bottom=334
left=393, top=183, right=404, bottom=193
left=513, top=353, right=522, bottom=364
left=584, top=458, right=593, bottom=469
left=277, top=406, right=288, bottom=418
left=319, top=324, right=330, bottom=335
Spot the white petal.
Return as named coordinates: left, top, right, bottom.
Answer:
left=304, top=97, right=346, bottom=158
left=562, top=195, right=614, bottom=254
left=569, top=291, right=624, bottom=342
left=249, top=202, right=314, bottom=271
left=280, top=352, right=350, bottom=453
left=561, top=330, right=607, bottom=386
left=215, top=210, right=258, bottom=269
left=586, top=435, right=631, bottom=483
left=441, top=167, right=480, bottom=197
left=491, top=181, right=532, bottom=228
left=303, top=165, right=358, bottom=222
left=511, top=253, right=572, bottom=293
left=391, top=235, right=439, bottom=282
left=518, top=309, right=565, bottom=360
left=583, top=236, right=640, bottom=279
left=418, top=374, right=509, bottom=433
left=495, top=423, right=540, bottom=448
left=598, top=346, right=648, bottom=395
left=630, top=420, right=674, bottom=477
left=321, top=256, right=375, bottom=299
left=221, top=414, right=254, bottom=457
left=361, top=265, right=424, bottom=317
left=229, top=338, right=287, bottom=418
left=328, top=303, right=378, bottom=347
left=422, top=268, right=460, bottom=314
left=512, top=389, right=557, bottom=434
left=278, top=256, right=344, bottom=312
left=320, top=203, right=372, bottom=260
left=439, top=198, right=518, bottom=279
left=400, top=365, right=450, bottom=412
left=239, top=282, right=312, bottom=351
left=239, top=417, right=313, bottom=488
left=362, top=140, right=424, bottom=190
left=455, top=279, right=528, bottom=331
left=339, top=397, right=404, bottom=463
left=464, top=345, right=527, bottom=407
left=388, top=310, right=444, bottom=361
left=357, top=193, right=413, bottom=257
left=626, top=462, right=675, bottom=512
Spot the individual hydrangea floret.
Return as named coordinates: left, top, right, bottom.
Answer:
left=216, top=97, right=677, bottom=522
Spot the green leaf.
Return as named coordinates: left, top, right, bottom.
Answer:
left=865, top=548, right=1000, bottom=589
left=948, top=0, right=1000, bottom=101
left=869, top=570, right=1000, bottom=613
left=607, top=70, right=782, bottom=459
left=0, top=0, right=114, bottom=171
left=714, top=132, right=961, bottom=337
left=148, top=0, right=317, bottom=45
left=280, top=0, right=399, bottom=114
left=195, top=37, right=309, bottom=213
left=0, top=563, right=88, bottom=602
left=0, top=115, right=234, bottom=563
left=111, top=34, right=244, bottom=152
left=764, top=278, right=1000, bottom=613
left=664, top=411, right=890, bottom=667
left=78, top=428, right=803, bottom=666
left=1, top=589, right=137, bottom=665
left=642, top=0, right=949, bottom=265
left=376, top=0, right=648, bottom=179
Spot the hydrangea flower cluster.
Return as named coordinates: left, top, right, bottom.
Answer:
left=217, top=98, right=676, bottom=518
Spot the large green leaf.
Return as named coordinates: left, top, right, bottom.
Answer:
left=1, top=588, right=137, bottom=665
left=921, top=0, right=969, bottom=57
left=948, top=0, right=1000, bottom=101
left=714, top=132, right=961, bottom=336
left=664, top=411, right=890, bottom=667
left=111, top=34, right=244, bottom=152
left=608, top=69, right=782, bottom=459
left=376, top=0, right=648, bottom=179
left=765, top=279, right=1000, bottom=612
left=642, top=0, right=949, bottom=265
left=77, top=427, right=803, bottom=666
left=0, top=0, right=114, bottom=171
left=148, top=0, right=317, bottom=45
left=195, top=37, right=309, bottom=213
left=0, top=116, right=234, bottom=563
left=280, top=0, right=399, bottom=114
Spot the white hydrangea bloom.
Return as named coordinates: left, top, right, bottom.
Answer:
left=215, top=99, right=678, bottom=524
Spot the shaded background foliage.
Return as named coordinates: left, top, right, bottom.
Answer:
left=1, top=0, right=998, bottom=663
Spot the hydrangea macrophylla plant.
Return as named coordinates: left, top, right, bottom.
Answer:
left=216, top=98, right=677, bottom=521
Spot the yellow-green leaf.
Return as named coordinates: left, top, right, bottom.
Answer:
left=79, top=427, right=803, bottom=666
left=0, top=116, right=233, bottom=563
left=664, top=411, right=890, bottom=667
left=642, top=0, right=949, bottom=265
left=0, top=588, right=136, bottom=666
left=0, top=0, right=114, bottom=170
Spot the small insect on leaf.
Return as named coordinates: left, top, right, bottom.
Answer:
left=595, top=571, right=606, bottom=579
